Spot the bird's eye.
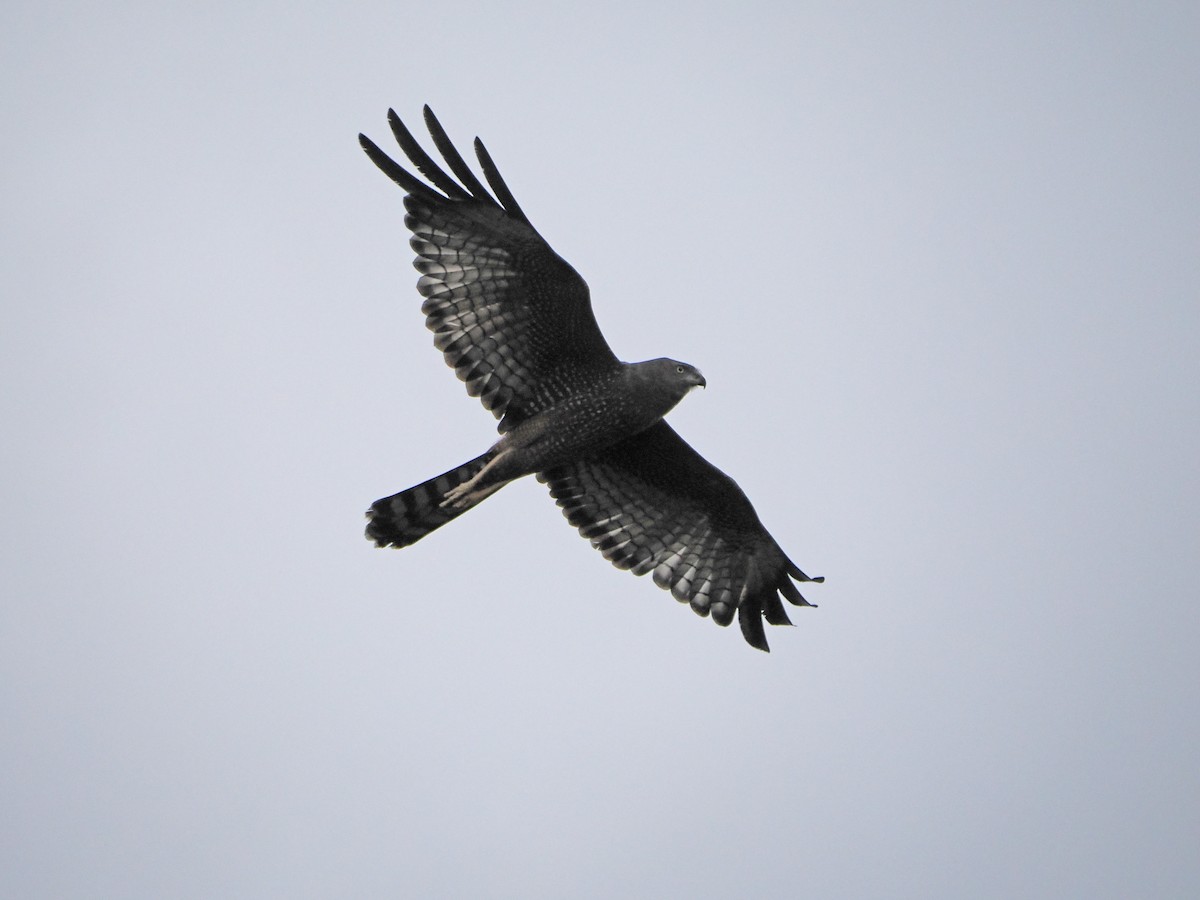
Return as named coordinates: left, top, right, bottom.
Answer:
left=676, top=365, right=685, bottom=374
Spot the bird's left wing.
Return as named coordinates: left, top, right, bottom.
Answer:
left=538, top=422, right=823, bottom=651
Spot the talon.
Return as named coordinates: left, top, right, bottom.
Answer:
left=440, top=483, right=473, bottom=509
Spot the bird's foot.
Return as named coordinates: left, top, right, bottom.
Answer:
left=440, top=481, right=476, bottom=510
left=440, top=476, right=506, bottom=511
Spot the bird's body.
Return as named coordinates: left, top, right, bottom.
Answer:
left=362, top=107, right=822, bottom=650
left=495, top=359, right=706, bottom=471
left=367, top=358, right=704, bottom=536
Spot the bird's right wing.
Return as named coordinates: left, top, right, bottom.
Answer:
left=361, top=107, right=619, bottom=432
left=538, top=422, right=823, bottom=651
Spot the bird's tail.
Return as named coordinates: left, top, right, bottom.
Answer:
left=366, top=450, right=501, bottom=548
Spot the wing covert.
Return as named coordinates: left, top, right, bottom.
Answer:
left=538, top=422, right=823, bottom=651
left=360, top=107, right=619, bottom=432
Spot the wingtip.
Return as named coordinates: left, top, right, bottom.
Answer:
left=786, top=558, right=825, bottom=584
left=779, top=576, right=818, bottom=608
left=738, top=601, right=772, bottom=651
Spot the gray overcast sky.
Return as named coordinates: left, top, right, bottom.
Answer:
left=3, top=2, right=1198, bottom=898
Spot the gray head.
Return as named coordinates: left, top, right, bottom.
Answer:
left=654, top=357, right=706, bottom=391
left=625, top=358, right=707, bottom=417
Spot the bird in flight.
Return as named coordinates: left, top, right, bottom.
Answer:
left=360, top=107, right=822, bottom=650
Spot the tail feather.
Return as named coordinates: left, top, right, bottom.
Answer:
left=366, top=451, right=498, bottom=548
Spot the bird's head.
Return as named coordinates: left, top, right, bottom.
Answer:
left=660, top=358, right=706, bottom=391
left=627, top=358, right=707, bottom=420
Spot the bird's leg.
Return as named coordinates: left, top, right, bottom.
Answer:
left=440, top=449, right=518, bottom=510
left=440, top=479, right=505, bottom=510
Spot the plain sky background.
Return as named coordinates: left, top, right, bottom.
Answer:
left=3, top=2, right=1198, bottom=898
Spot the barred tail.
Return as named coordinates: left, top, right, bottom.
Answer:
left=366, top=450, right=498, bottom=548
